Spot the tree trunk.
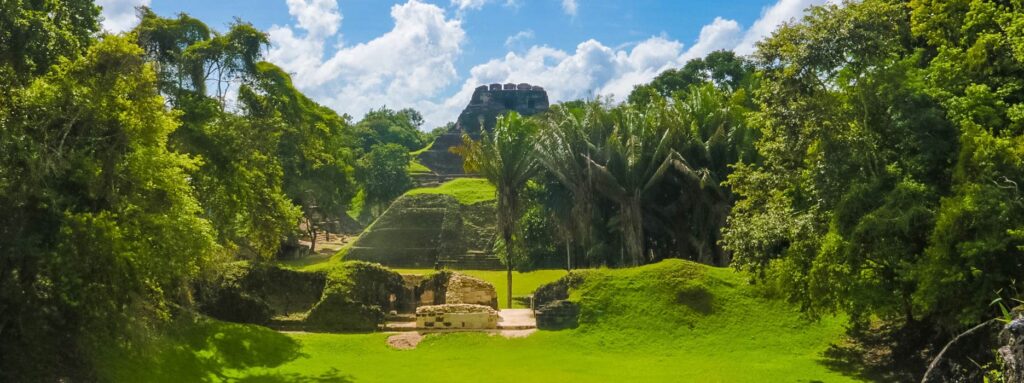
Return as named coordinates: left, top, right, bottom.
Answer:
left=621, top=193, right=645, bottom=266
left=566, top=241, right=572, bottom=271
left=506, top=262, right=513, bottom=309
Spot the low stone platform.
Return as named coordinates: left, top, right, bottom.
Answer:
left=416, top=304, right=498, bottom=330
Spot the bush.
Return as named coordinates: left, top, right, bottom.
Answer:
left=198, top=288, right=273, bottom=325
left=195, top=262, right=326, bottom=323
left=304, top=293, right=384, bottom=332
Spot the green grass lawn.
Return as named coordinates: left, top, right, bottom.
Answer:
left=393, top=268, right=568, bottom=309
left=245, top=260, right=861, bottom=382
left=405, top=177, right=495, bottom=205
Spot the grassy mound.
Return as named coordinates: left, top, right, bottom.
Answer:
left=405, top=177, right=495, bottom=205
left=248, top=260, right=858, bottom=382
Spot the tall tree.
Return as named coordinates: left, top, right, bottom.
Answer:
left=356, top=143, right=413, bottom=215
left=0, top=0, right=99, bottom=85
left=0, top=35, right=217, bottom=380
left=455, top=112, right=540, bottom=308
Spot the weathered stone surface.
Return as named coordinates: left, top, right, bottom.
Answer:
left=345, top=193, right=502, bottom=270
left=417, top=83, right=549, bottom=175
left=535, top=300, right=579, bottom=330
left=532, top=272, right=584, bottom=309
left=415, top=304, right=498, bottom=329
left=445, top=273, right=498, bottom=309
left=1001, top=318, right=1024, bottom=382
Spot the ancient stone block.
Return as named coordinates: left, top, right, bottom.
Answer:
left=445, top=273, right=498, bottom=309
left=415, top=304, right=498, bottom=329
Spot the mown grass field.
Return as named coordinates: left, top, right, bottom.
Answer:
left=244, top=260, right=861, bottom=382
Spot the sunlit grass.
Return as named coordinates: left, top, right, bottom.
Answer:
left=248, top=260, right=859, bottom=382
left=405, top=177, right=495, bottom=205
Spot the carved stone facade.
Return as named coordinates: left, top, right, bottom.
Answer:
left=417, top=83, right=549, bottom=175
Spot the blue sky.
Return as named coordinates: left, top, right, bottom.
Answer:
left=96, top=0, right=832, bottom=129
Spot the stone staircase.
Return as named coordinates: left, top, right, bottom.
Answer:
left=436, top=252, right=504, bottom=270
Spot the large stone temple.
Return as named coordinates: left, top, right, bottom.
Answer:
left=346, top=83, right=549, bottom=270
left=416, top=83, right=550, bottom=176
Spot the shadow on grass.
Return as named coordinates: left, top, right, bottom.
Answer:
left=676, top=286, right=714, bottom=315
left=238, top=369, right=351, bottom=382
left=97, top=316, right=353, bottom=382
left=816, top=320, right=934, bottom=382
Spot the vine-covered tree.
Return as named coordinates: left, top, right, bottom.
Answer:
left=0, top=35, right=217, bottom=381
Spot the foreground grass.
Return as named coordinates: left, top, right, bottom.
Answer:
left=405, top=177, right=495, bottom=205
left=393, top=268, right=568, bottom=309
left=247, top=260, right=860, bottom=382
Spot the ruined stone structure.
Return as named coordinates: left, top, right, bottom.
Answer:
left=345, top=193, right=502, bottom=270
left=417, top=83, right=549, bottom=175
left=415, top=304, right=499, bottom=329
left=445, top=273, right=498, bottom=309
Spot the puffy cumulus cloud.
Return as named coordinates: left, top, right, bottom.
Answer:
left=285, top=0, right=342, bottom=38
left=562, top=0, right=578, bottom=16
left=735, top=0, right=834, bottom=54
left=97, top=0, right=150, bottom=33
left=681, top=17, right=742, bottom=61
left=268, top=0, right=465, bottom=128
left=433, top=0, right=829, bottom=126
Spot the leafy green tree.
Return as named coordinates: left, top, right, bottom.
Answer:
left=909, top=0, right=1024, bottom=329
left=356, top=143, right=413, bottom=214
left=0, top=0, right=99, bottom=85
left=455, top=112, right=541, bottom=307
left=134, top=11, right=356, bottom=259
left=0, top=35, right=217, bottom=380
left=352, top=106, right=428, bottom=153
left=628, top=50, right=753, bottom=104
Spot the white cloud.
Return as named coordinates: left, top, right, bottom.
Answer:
left=269, top=0, right=465, bottom=128
left=562, top=0, right=578, bottom=16
left=735, top=0, right=832, bottom=54
left=504, top=29, right=535, bottom=50
left=681, top=17, right=742, bottom=61
left=97, top=0, right=150, bottom=33
left=432, top=0, right=829, bottom=127
left=261, top=0, right=830, bottom=129
left=440, top=36, right=687, bottom=119
left=285, top=0, right=342, bottom=38
left=451, top=0, right=488, bottom=11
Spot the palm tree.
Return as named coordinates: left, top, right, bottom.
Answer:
left=584, top=100, right=717, bottom=266
left=453, top=112, right=540, bottom=308
left=535, top=102, right=612, bottom=270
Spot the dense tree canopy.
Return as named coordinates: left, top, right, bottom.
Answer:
left=0, top=35, right=217, bottom=381
left=723, top=0, right=1024, bottom=341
